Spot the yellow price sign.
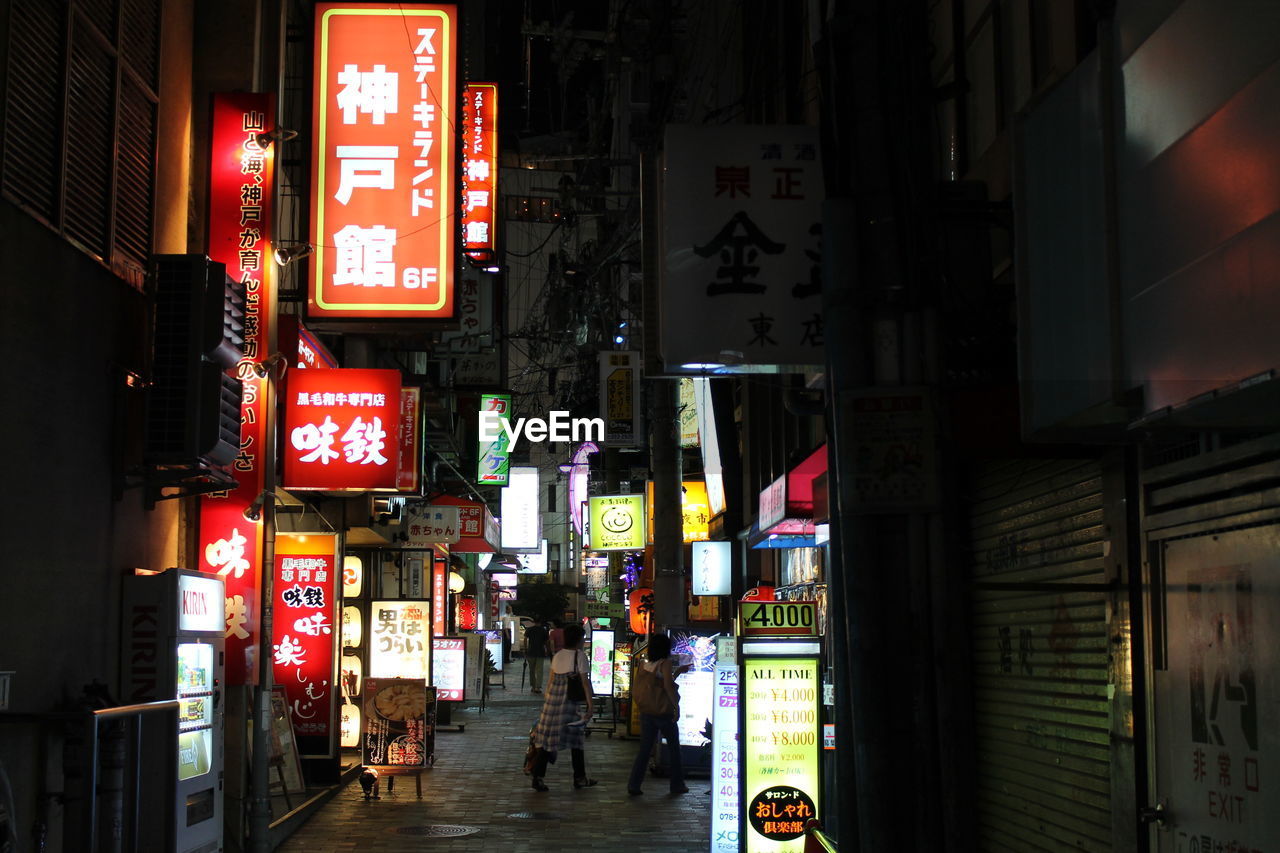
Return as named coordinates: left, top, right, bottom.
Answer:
left=738, top=601, right=818, bottom=638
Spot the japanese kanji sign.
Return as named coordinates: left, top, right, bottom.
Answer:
left=272, top=534, right=338, bottom=755
left=599, top=350, right=641, bottom=446
left=460, top=83, right=498, bottom=262
left=402, top=504, right=460, bottom=546
left=282, top=368, right=402, bottom=490
left=742, top=656, right=821, bottom=851
left=662, top=125, right=824, bottom=372
left=369, top=601, right=432, bottom=681
left=590, top=495, right=645, bottom=551
left=477, top=393, right=512, bottom=485
left=310, top=4, right=457, bottom=318
left=200, top=91, right=275, bottom=685
left=396, top=387, right=421, bottom=492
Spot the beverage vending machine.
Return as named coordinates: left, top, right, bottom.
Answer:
left=122, top=568, right=225, bottom=853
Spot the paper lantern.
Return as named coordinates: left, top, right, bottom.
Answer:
left=458, top=596, right=478, bottom=631
left=628, top=587, right=654, bottom=635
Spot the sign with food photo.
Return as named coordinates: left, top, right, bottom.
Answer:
left=362, top=678, right=435, bottom=769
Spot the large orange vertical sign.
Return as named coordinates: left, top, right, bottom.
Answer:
left=201, top=92, right=276, bottom=685
left=310, top=4, right=457, bottom=319
left=460, top=83, right=497, bottom=262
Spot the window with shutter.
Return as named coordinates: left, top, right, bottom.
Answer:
left=1, top=0, right=161, bottom=290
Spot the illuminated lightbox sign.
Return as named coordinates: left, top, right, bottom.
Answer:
left=178, top=573, right=225, bottom=634
left=369, top=601, right=431, bottom=681
left=477, top=394, right=512, bottom=485
left=500, top=466, right=540, bottom=551
left=588, top=629, right=614, bottom=697
left=460, top=83, right=498, bottom=261
left=432, top=637, right=466, bottom=701
left=310, top=3, right=457, bottom=318
left=395, top=388, right=421, bottom=493
left=588, top=494, right=645, bottom=551
left=646, top=479, right=710, bottom=544
left=516, top=539, right=548, bottom=574
left=272, top=534, right=338, bottom=744
left=742, top=656, right=821, bottom=852
left=283, top=368, right=402, bottom=491
left=692, top=540, right=731, bottom=597
left=712, top=665, right=740, bottom=853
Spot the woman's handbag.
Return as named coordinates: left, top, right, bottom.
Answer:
left=565, top=651, right=587, bottom=702
left=523, top=736, right=539, bottom=775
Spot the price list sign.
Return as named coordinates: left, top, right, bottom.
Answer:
left=712, top=665, right=740, bottom=853
left=741, top=656, right=820, bottom=852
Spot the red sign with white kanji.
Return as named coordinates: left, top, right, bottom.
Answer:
left=273, top=534, right=338, bottom=750
left=200, top=91, right=276, bottom=685
left=282, top=368, right=402, bottom=490
left=460, top=83, right=497, bottom=261
left=309, top=3, right=457, bottom=318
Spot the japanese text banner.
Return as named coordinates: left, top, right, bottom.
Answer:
left=272, top=534, right=338, bottom=755
left=201, top=91, right=275, bottom=685
left=310, top=3, right=457, bottom=318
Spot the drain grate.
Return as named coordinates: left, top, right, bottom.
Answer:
left=507, top=812, right=560, bottom=820
left=391, top=825, right=480, bottom=837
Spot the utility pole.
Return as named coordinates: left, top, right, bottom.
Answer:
left=650, top=378, right=683, bottom=628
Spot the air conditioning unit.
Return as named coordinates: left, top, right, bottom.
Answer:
left=145, top=255, right=245, bottom=467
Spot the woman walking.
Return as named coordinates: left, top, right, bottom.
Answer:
left=627, top=633, right=690, bottom=796
left=529, top=623, right=598, bottom=791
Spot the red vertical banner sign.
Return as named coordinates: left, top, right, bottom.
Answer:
left=201, top=92, right=276, bottom=685
left=309, top=3, right=458, bottom=319
left=396, top=387, right=421, bottom=492
left=460, top=83, right=497, bottom=262
left=432, top=557, right=448, bottom=638
left=273, top=534, right=338, bottom=755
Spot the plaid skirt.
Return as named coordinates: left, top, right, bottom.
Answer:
left=530, top=670, right=587, bottom=753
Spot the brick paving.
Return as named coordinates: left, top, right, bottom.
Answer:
left=277, top=679, right=713, bottom=852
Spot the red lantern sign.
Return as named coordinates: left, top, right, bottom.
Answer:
left=628, top=587, right=654, bottom=636
left=282, top=368, right=402, bottom=490
left=457, top=596, right=477, bottom=631
left=309, top=3, right=458, bottom=319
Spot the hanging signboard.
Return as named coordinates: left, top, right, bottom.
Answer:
left=396, top=388, right=421, bottom=493
left=362, top=678, right=435, bottom=768
left=201, top=91, right=276, bottom=685
left=599, top=350, right=641, bottom=445
left=500, top=466, right=541, bottom=551
left=477, top=393, right=512, bottom=485
left=588, top=494, right=645, bottom=551
left=403, top=504, right=460, bottom=546
left=282, top=368, right=402, bottom=491
left=460, top=83, right=498, bottom=263
left=646, top=479, right=711, bottom=543
left=679, top=377, right=700, bottom=447
left=431, top=558, right=448, bottom=638
left=369, top=601, right=431, bottom=681
left=741, top=655, right=821, bottom=852
left=712, top=664, right=740, bottom=853
left=431, top=637, right=466, bottom=701
left=309, top=3, right=457, bottom=319
left=516, top=539, right=549, bottom=574
left=272, top=534, right=339, bottom=756
left=661, top=124, right=825, bottom=373
left=738, top=601, right=818, bottom=638
left=692, top=540, right=732, bottom=596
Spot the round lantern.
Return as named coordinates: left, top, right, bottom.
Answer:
left=741, top=584, right=776, bottom=602
left=628, top=587, right=654, bottom=635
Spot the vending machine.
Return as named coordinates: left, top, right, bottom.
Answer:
left=122, top=568, right=225, bottom=853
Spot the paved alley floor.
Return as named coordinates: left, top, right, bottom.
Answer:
left=276, top=681, right=713, bottom=852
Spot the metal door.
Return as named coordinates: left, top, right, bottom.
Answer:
left=1150, top=526, right=1279, bottom=851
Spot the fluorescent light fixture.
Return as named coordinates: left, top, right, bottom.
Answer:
left=681, top=362, right=724, bottom=371
left=742, top=641, right=821, bottom=656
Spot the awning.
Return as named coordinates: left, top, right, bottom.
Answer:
left=756, top=443, right=826, bottom=539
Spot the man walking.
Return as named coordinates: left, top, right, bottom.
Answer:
left=524, top=620, right=551, bottom=693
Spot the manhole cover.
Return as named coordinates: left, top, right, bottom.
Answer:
left=507, top=812, right=559, bottom=820
left=391, top=825, right=480, bottom=837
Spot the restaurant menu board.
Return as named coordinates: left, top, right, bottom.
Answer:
left=588, top=629, right=614, bottom=697
left=613, top=642, right=633, bottom=697
left=432, top=637, right=466, bottom=701
left=712, top=665, right=741, bottom=853
left=362, top=678, right=435, bottom=769
left=741, top=656, right=821, bottom=852
left=369, top=601, right=431, bottom=681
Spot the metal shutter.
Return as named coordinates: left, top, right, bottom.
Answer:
left=2, top=0, right=64, bottom=219
left=967, top=458, right=1113, bottom=851
left=62, top=13, right=115, bottom=258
